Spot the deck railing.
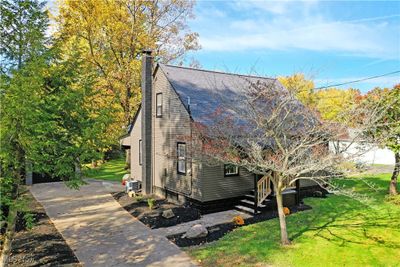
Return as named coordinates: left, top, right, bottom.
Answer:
left=257, top=173, right=272, bottom=206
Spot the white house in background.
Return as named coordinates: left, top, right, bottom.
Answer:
left=329, top=128, right=395, bottom=165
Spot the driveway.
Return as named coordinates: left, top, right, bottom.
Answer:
left=30, top=180, right=196, bottom=267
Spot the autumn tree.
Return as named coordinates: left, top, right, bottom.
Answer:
left=56, top=0, right=200, bottom=130
left=362, top=86, right=400, bottom=195
left=315, top=88, right=361, bottom=122
left=192, top=78, right=381, bottom=245
left=278, top=73, right=316, bottom=108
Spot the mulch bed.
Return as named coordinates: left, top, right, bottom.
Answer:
left=113, top=191, right=312, bottom=247
left=167, top=204, right=312, bottom=247
left=7, top=190, right=81, bottom=267
left=112, top=192, right=201, bottom=229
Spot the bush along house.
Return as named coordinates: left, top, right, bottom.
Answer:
left=120, top=50, right=320, bottom=214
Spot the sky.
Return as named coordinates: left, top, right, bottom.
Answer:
left=186, top=0, right=400, bottom=92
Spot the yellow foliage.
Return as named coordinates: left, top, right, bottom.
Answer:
left=55, top=0, right=199, bottom=143
left=278, top=73, right=316, bottom=108
left=315, top=88, right=360, bottom=122
left=279, top=74, right=361, bottom=123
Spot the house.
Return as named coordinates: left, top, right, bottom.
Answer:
left=120, top=50, right=319, bottom=213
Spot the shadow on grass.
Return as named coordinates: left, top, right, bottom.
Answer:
left=189, top=174, right=400, bottom=266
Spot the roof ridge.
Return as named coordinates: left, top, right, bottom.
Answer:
left=160, top=63, right=276, bottom=81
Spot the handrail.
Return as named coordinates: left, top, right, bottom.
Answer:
left=257, top=172, right=272, bottom=206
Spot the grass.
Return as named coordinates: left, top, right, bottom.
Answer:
left=188, top=174, right=400, bottom=267
left=83, top=158, right=128, bottom=182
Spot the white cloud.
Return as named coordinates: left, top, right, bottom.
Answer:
left=230, top=0, right=318, bottom=15
left=199, top=14, right=399, bottom=60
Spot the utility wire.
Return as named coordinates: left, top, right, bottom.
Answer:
left=314, top=70, right=400, bottom=91
left=286, top=70, right=400, bottom=100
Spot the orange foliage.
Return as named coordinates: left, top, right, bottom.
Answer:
left=283, top=207, right=290, bottom=215
left=232, top=215, right=245, bottom=225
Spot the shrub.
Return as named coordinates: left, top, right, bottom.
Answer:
left=147, top=198, right=156, bottom=210
left=283, top=207, right=290, bottom=215
left=232, top=215, right=245, bottom=225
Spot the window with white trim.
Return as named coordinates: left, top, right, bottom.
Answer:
left=177, top=142, right=186, bottom=174
left=156, top=93, right=163, bottom=117
left=224, top=164, right=239, bottom=176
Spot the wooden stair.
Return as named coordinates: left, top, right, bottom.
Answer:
left=235, top=189, right=271, bottom=215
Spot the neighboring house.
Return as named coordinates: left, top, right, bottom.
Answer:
left=329, top=128, right=395, bottom=165
left=120, top=51, right=319, bottom=213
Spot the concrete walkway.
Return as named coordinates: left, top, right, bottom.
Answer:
left=152, top=210, right=252, bottom=237
left=30, top=181, right=196, bottom=267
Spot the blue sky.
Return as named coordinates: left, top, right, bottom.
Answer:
left=186, top=0, right=400, bottom=92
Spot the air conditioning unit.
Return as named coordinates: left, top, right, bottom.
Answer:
left=125, top=180, right=142, bottom=193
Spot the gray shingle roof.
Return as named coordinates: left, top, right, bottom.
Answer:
left=159, top=64, right=285, bottom=124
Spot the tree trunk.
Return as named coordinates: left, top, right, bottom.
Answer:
left=389, top=152, right=399, bottom=195
left=91, top=160, right=98, bottom=168
left=275, top=189, right=291, bottom=245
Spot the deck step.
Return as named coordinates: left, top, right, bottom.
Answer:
left=239, top=199, right=266, bottom=208
left=234, top=205, right=259, bottom=214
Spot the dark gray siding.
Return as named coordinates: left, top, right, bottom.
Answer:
left=152, top=69, right=202, bottom=201
left=199, top=164, right=254, bottom=202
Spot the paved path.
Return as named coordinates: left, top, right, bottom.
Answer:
left=30, top=181, right=196, bottom=267
left=152, top=210, right=252, bottom=237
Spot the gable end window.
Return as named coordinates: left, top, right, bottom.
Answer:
left=156, top=93, right=163, bottom=117
left=177, top=142, right=186, bottom=174
left=139, top=140, right=142, bottom=165
left=224, top=164, right=239, bottom=176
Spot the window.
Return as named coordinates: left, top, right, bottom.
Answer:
left=224, top=164, right=239, bottom=176
left=177, top=142, right=186, bottom=174
left=139, top=140, right=142, bottom=165
left=156, top=93, right=163, bottom=117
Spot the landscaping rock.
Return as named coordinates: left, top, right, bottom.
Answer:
left=208, top=227, right=220, bottom=233
left=162, top=209, right=175, bottom=219
left=314, top=191, right=323, bottom=197
left=183, top=224, right=208, bottom=239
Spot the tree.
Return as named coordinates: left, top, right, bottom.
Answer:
left=0, top=0, right=49, bottom=72
left=362, top=86, right=400, bottom=195
left=0, top=0, right=49, bottom=182
left=278, top=73, right=316, bottom=109
left=315, top=88, right=361, bottom=122
left=192, top=79, right=379, bottom=245
left=1, top=44, right=116, bottom=187
left=278, top=75, right=364, bottom=123
left=56, top=0, right=200, bottom=128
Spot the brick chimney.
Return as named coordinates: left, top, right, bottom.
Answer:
left=141, top=49, right=153, bottom=195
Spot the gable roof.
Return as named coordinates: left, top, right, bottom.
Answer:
left=159, top=64, right=285, bottom=125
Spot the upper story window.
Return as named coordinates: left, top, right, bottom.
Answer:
left=139, top=139, right=142, bottom=165
left=224, top=164, right=239, bottom=176
left=177, top=142, right=186, bottom=174
left=156, top=93, right=163, bottom=117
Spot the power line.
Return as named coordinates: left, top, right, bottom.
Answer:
left=286, top=70, right=400, bottom=100
left=314, top=70, right=400, bottom=91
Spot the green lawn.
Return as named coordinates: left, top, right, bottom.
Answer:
left=83, top=158, right=128, bottom=182
left=188, top=174, right=400, bottom=267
